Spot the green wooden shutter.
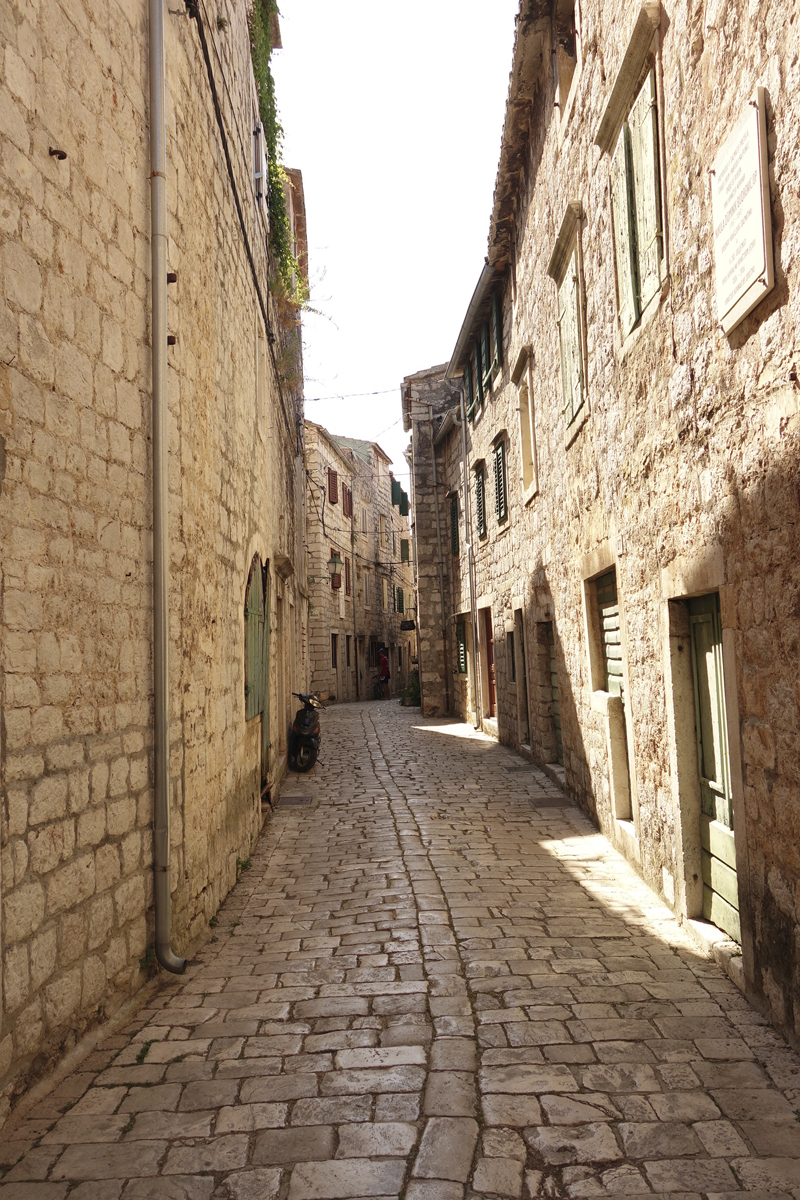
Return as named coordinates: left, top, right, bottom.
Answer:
left=492, top=294, right=503, bottom=370
left=400, top=538, right=409, bottom=562
left=391, top=478, right=402, bottom=507
left=481, top=322, right=491, bottom=388
left=474, top=346, right=484, bottom=407
left=557, top=268, right=575, bottom=424
left=465, top=360, right=474, bottom=420
left=546, top=621, right=563, bottom=766
left=630, top=69, right=662, bottom=312
left=245, top=564, right=265, bottom=720
left=475, top=467, right=486, bottom=537
left=611, top=124, right=639, bottom=337
left=557, top=250, right=584, bottom=426
left=456, top=621, right=468, bottom=673
left=397, top=588, right=404, bottom=613
left=494, top=441, right=507, bottom=522
left=399, top=489, right=409, bottom=517
left=450, top=495, right=459, bottom=557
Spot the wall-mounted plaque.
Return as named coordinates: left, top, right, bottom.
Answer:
left=711, top=88, right=774, bottom=334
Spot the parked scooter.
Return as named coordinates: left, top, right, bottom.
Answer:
left=289, top=693, right=322, bottom=772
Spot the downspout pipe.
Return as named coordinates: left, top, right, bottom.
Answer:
left=150, top=0, right=186, bottom=975
left=457, top=392, right=483, bottom=730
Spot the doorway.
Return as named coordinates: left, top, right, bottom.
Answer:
left=514, top=609, right=530, bottom=745
left=688, top=593, right=739, bottom=941
left=481, top=607, right=496, bottom=718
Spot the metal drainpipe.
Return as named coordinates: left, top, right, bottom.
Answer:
left=150, top=0, right=186, bottom=975
left=428, top=408, right=451, bottom=715
left=457, top=391, right=483, bottom=730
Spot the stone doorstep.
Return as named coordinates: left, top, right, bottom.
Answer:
left=683, top=919, right=746, bottom=996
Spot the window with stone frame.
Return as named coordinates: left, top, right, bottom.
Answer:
left=547, top=203, right=586, bottom=433
left=610, top=68, right=663, bottom=336
left=364, top=570, right=371, bottom=608
left=493, top=439, right=508, bottom=524
left=466, top=294, right=503, bottom=421
left=449, top=494, right=459, bottom=557
left=474, top=463, right=487, bottom=539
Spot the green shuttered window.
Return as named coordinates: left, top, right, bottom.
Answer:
left=465, top=359, right=474, bottom=420
left=456, top=622, right=468, bottom=673
left=450, top=495, right=459, bottom=557
left=475, top=467, right=487, bottom=538
left=400, top=538, right=410, bottom=562
left=557, top=247, right=584, bottom=428
left=244, top=560, right=265, bottom=721
left=492, top=293, right=503, bottom=372
left=610, top=69, right=663, bottom=335
left=493, top=440, right=508, bottom=523
left=395, top=587, right=404, bottom=613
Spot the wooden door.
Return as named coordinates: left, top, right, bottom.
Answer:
left=483, top=608, right=496, bottom=717
left=689, top=594, right=739, bottom=941
left=546, top=621, right=563, bottom=767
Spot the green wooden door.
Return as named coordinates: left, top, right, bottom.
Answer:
left=546, top=621, right=563, bottom=767
left=689, top=594, right=739, bottom=941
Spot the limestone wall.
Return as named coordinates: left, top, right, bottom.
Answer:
left=409, top=0, right=800, bottom=1041
left=304, top=422, right=415, bottom=704
left=0, top=0, right=306, bottom=1116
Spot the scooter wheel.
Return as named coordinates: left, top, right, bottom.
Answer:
left=294, top=743, right=318, bottom=773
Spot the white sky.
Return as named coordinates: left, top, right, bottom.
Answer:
left=271, top=0, right=520, bottom=481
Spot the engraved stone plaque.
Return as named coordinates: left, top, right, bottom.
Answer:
left=711, top=87, right=774, bottom=334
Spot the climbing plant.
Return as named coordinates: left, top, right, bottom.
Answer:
left=250, top=0, right=303, bottom=300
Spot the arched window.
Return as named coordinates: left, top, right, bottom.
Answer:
left=245, top=557, right=265, bottom=720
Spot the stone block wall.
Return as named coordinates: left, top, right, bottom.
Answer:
left=409, top=0, right=800, bottom=1041
left=304, top=422, right=415, bottom=704
left=0, top=0, right=306, bottom=1118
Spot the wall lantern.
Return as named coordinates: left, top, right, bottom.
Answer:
left=327, top=550, right=343, bottom=589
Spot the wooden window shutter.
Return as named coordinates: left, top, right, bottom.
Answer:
left=342, top=484, right=352, bottom=518
left=557, top=250, right=583, bottom=426
left=400, top=538, right=410, bottom=562
left=391, top=478, right=402, bottom=507
left=474, top=345, right=484, bottom=406
left=465, top=359, right=474, bottom=420
left=494, top=441, right=508, bottom=522
left=450, top=495, right=459, bottom=557
left=327, top=468, right=338, bottom=504
left=475, top=467, right=486, bottom=538
left=492, top=294, right=503, bottom=370
left=610, top=124, right=639, bottom=337
left=397, top=587, right=404, bottom=613
left=630, top=69, right=662, bottom=312
left=481, top=322, right=491, bottom=387
left=345, top=556, right=351, bottom=596
left=456, top=622, right=468, bottom=673
left=244, top=563, right=265, bottom=720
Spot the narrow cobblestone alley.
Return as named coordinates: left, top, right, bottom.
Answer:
left=3, top=703, right=800, bottom=1200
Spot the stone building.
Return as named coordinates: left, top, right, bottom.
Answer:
left=304, top=421, right=416, bottom=703
left=0, top=1, right=307, bottom=1115
left=406, top=0, right=800, bottom=1042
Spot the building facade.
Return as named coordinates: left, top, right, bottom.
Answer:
left=0, top=1, right=307, bottom=1116
left=304, top=422, right=416, bottom=703
left=406, top=0, right=800, bottom=1043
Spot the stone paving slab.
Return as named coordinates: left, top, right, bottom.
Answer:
left=2, top=703, right=800, bottom=1199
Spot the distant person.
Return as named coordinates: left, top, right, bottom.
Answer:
left=379, top=645, right=390, bottom=699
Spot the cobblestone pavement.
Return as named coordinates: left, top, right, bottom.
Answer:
left=3, top=702, right=800, bottom=1200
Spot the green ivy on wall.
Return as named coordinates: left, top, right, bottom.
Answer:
left=250, top=0, right=302, bottom=299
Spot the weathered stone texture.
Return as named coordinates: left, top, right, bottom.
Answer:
left=1, top=0, right=306, bottom=1117
left=304, top=422, right=415, bottom=703
left=408, top=0, right=800, bottom=1044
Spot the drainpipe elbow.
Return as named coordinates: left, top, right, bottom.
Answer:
left=156, top=944, right=187, bottom=974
